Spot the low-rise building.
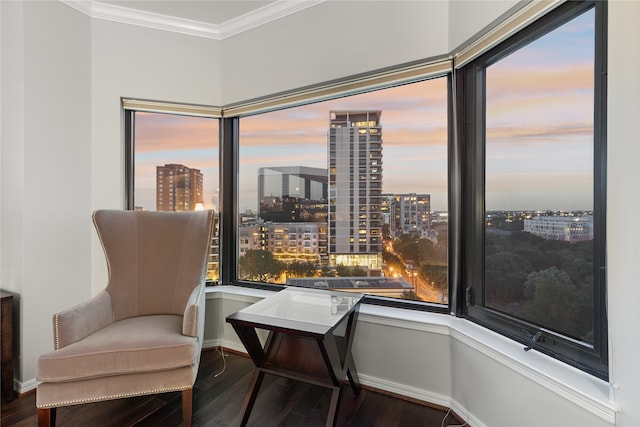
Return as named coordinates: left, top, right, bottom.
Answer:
left=524, top=215, right=593, bottom=242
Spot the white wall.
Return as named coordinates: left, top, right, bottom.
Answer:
left=89, top=19, right=222, bottom=294
left=607, top=1, right=640, bottom=425
left=448, top=0, right=522, bottom=51
left=1, top=1, right=92, bottom=385
left=220, top=0, right=449, bottom=105
left=1, top=1, right=25, bottom=298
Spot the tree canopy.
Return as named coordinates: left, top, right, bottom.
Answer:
left=238, top=249, right=284, bottom=283
left=485, top=231, right=593, bottom=341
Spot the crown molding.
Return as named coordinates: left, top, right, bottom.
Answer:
left=219, top=0, right=325, bottom=39
left=60, top=0, right=325, bottom=40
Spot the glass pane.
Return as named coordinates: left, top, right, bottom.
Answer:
left=484, top=10, right=594, bottom=341
left=239, top=78, right=448, bottom=304
left=133, top=112, right=220, bottom=283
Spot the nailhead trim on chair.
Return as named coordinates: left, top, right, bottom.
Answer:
left=192, top=304, right=198, bottom=337
left=36, top=385, right=192, bottom=409
left=53, top=314, right=60, bottom=350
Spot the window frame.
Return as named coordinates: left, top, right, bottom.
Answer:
left=456, top=0, right=608, bottom=380
left=123, top=100, right=223, bottom=211
left=222, top=75, right=454, bottom=315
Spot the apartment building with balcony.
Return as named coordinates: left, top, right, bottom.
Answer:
left=390, top=193, right=432, bottom=238
left=239, top=220, right=328, bottom=265
left=328, top=111, right=383, bottom=273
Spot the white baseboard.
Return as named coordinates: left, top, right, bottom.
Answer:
left=358, top=372, right=450, bottom=408
left=16, top=377, right=38, bottom=395
left=203, top=338, right=246, bottom=354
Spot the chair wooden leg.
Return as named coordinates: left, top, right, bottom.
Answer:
left=37, top=407, right=56, bottom=427
left=182, top=388, right=193, bottom=427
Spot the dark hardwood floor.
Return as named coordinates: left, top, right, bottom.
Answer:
left=1, top=349, right=464, bottom=427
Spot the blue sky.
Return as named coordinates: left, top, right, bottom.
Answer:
left=134, top=8, right=594, bottom=213
left=485, top=8, right=594, bottom=211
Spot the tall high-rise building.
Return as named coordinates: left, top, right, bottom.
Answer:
left=390, top=193, right=432, bottom=238
left=328, top=111, right=383, bottom=273
left=156, top=163, right=203, bottom=211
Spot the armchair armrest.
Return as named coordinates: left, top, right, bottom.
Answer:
left=182, top=282, right=206, bottom=338
left=53, top=290, right=113, bottom=350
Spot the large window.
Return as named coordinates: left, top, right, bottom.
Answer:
left=126, top=110, right=220, bottom=283
left=236, top=78, right=449, bottom=304
left=459, top=1, right=607, bottom=378
left=123, top=0, right=607, bottom=379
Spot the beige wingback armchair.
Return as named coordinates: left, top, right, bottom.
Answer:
left=36, top=209, right=215, bottom=427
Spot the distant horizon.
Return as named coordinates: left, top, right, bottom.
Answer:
left=133, top=9, right=594, bottom=215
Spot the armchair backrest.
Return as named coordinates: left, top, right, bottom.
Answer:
left=93, top=209, right=215, bottom=321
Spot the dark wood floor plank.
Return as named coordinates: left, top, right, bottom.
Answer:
left=0, top=391, right=36, bottom=426
left=345, top=389, right=384, bottom=427
left=263, top=379, right=328, bottom=427
left=372, top=392, right=406, bottom=427
left=1, top=351, right=455, bottom=427
left=288, top=382, right=330, bottom=421
left=335, top=385, right=366, bottom=426
left=102, top=398, right=168, bottom=427
left=279, top=411, right=320, bottom=427
left=192, top=357, right=257, bottom=427
left=135, top=397, right=182, bottom=427
left=245, top=375, right=298, bottom=426
left=399, top=398, right=449, bottom=427
left=4, top=416, right=38, bottom=427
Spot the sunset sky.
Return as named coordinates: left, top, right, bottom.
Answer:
left=134, top=8, right=594, bottom=214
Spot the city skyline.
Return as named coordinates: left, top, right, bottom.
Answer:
left=239, top=80, right=448, bottom=212
left=134, top=8, right=594, bottom=213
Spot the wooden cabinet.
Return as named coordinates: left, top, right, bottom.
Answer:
left=1, top=291, right=14, bottom=402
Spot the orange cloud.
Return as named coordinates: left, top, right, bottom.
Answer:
left=239, top=78, right=448, bottom=148
left=135, top=113, right=218, bottom=153
left=487, top=63, right=592, bottom=96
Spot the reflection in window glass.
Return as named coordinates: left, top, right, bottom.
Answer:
left=238, top=78, right=448, bottom=303
left=484, top=10, right=594, bottom=341
left=133, top=112, right=220, bottom=283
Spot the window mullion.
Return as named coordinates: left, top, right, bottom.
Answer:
left=220, top=117, right=239, bottom=285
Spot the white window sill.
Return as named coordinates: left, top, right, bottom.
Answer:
left=359, top=303, right=615, bottom=423
left=207, top=285, right=616, bottom=423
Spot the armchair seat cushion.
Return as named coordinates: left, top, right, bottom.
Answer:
left=38, top=315, right=198, bottom=383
